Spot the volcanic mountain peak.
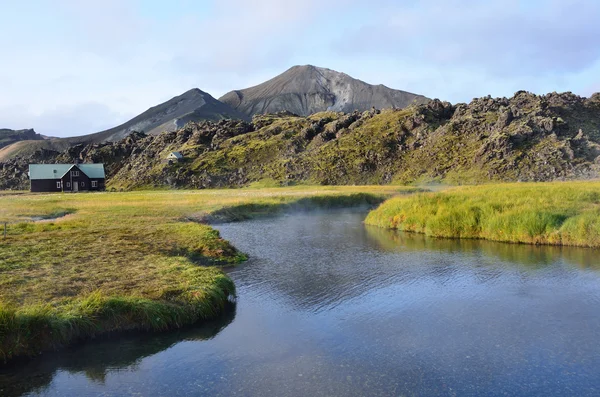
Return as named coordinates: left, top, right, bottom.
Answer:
left=219, top=65, right=429, bottom=117
left=83, top=88, right=249, bottom=143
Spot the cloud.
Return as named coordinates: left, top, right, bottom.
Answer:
left=54, top=0, right=147, bottom=58
left=0, top=103, right=131, bottom=138
left=157, top=0, right=357, bottom=80
left=2, top=0, right=599, bottom=137
left=334, top=0, right=600, bottom=77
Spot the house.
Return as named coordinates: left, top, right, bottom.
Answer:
left=167, top=151, right=184, bottom=161
left=28, top=164, right=106, bottom=193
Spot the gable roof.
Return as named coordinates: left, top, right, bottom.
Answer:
left=29, top=164, right=105, bottom=180
left=168, top=151, right=183, bottom=158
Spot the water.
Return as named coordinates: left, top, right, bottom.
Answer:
left=2, top=210, right=600, bottom=396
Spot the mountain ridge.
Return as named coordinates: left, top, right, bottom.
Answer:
left=2, top=90, right=599, bottom=190
left=0, top=89, right=248, bottom=161
left=0, top=128, right=46, bottom=150
left=1, top=66, right=428, bottom=161
left=80, top=88, right=249, bottom=143
left=219, top=65, right=429, bottom=117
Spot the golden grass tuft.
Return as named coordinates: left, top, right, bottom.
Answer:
left=365, top=181, right=600, bottom=247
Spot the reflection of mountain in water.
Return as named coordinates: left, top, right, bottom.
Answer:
left=0, top=303, right=236, bottom=397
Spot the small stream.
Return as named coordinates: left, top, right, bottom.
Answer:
left=2, top=210, right=600, bottom=396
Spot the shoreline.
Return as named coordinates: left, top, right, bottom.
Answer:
left=0, top=188, right=404, bottom=364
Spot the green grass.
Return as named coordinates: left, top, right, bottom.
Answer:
left=365, top=181, right=600, bottom=247
left=0, top=186, right=413, bottom=362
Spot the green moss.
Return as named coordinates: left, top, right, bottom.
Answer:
left=484, top=112, right=499, bottom=124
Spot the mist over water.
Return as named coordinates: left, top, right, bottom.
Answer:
left=2, top=210, right=600, bottom=396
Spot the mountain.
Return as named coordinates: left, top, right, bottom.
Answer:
left=80, top=88, right=249, bottom=143
left=0, top=128, right=45, bottom=150
left=0, top=89, right=248, bottom=161
left=2, top=91, right=600, bottom=190
left=219, top=65, right=429, bottom=117
left=1, top=65, right=426, bottom=162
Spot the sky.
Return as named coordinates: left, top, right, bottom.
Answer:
left=1, top=0, right=600, bottom=137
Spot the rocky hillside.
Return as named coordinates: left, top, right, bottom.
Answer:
left=0, top=89, right=248, bottom=162
left=219, top=65, right=429, bottom=117
left=1, top=66, right=425, bottom=162
left=2, top=91, right=599, bottom=190
left=0, top=128, right=45, bottom=150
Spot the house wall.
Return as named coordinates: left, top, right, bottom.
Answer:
left=31, top=179, right=63, bottom=193
left=61, top=172, right=91, bottom=191
left=30, top=177, right=106, bottom=192
left=30, top=164, right=106, bottom=192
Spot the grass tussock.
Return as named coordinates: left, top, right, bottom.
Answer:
left=0, top=270, right=234, bottom=362
left=0, top=185, right=408, bottom=361
left=365, top=181, right=600, bottom=247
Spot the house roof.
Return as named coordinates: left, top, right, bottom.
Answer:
left=168, top=151, right=183, bottom=158
left=29, top=164, right=105, bottom=180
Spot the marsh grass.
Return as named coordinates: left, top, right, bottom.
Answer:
left=365, top=181, right=600, bottom=247
left=0, top=185, right=411, bottom=361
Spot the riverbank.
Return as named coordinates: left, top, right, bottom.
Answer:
left=0, top=186, right=413, bottom=362
left=366, top=181, right=600, bottom=247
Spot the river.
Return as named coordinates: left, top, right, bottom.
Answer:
left=2, top=210, right=600, bottom=396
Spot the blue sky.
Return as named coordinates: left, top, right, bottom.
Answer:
left=1, top=0, right=599, bottom=137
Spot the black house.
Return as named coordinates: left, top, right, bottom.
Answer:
left=28, top=164, right=106, bottom=192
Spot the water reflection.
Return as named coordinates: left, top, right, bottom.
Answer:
left=0, top=304, right=235, bottom=397
left=3, top=210, right=600, bottom=396
left=364, top=224, right=600, bottom=270
left=223, top=211, right=600, bottom=313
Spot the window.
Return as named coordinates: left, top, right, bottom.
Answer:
left=56, top=181, right=61, bottom=189
left=66, top=182, right=71, bottom=188
left=91, top=181, right=98, bottom=188
left=81, top=181, right=85, bottom=187
left=71, top=171, right=79, bottom=177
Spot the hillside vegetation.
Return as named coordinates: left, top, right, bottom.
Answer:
left=365, top=181, right=600, bottom=247
left=1, top=91, right=600, bottom=190
left=0, top=186, right=409, bottom=361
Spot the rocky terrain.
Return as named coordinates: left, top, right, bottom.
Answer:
left=0, top=89, right=247, bottom=162
left=2, top=91, right=599, bottom=190
left=0, top=128, right=45, bottom=150
left=219, top=65, right=429, bottom=117
left=1, top=66, right=425, bottom=162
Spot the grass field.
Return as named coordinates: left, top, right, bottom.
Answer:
left=0, top=185, right=413, bottom=361
left=366, top=181, right=600, bottom=247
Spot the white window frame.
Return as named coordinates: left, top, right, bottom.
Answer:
left=81, top=181, right=85, bottom=187
left=91, top=180, right=98, bottom=188
left=56, top=181, right=61, bottom=189
left=66, top=182, right=71, bottom=188
left=71, top=170, right=79, bottom=177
